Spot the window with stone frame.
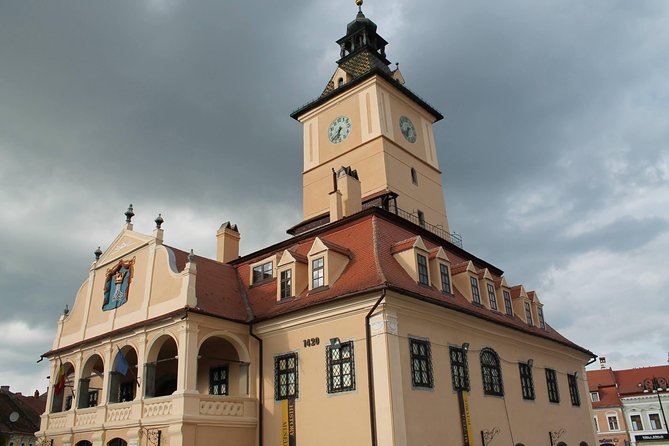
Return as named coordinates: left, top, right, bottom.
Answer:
left=650, top=413, right=663, bottom=430
left=439, top=263, right=452, bottom=294
left=546, top=368, right=560, bottom=403
left=480, top=348, right=503, bottom=396
left=470, top=277, right=481, bottom=304
left=409, top=338, right=433, bottom=388
left=503, top=290, right=513, bottom=316
left=630, top=414, right=643, bottom=431
left=275, top=353, right=298, bottom=400
left=518, top=362, right=535, bottom=400
left=608, top=414, right=620, bottom=431
left=209, top=365, right=229, bottom=395
left=417, top=254, right=429, bottom=285
left=326, top=341, right=355, bottom=393
left=568, top=373, right=580, bottom=406
left=487, top=283, right=498, bottom=310
left=311, top=257, right=324, bottom=289
left=279, top=269, right=292, bottom=299
left=450, top=346, right=470, bottom=391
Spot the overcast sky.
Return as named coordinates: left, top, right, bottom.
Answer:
left=1, top=0, right=668, bottom=395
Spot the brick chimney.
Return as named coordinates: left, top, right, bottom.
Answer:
left=599, top=356, right=607, bottom=369
left=216, top=222, right=240, bottom=263
left=329, top=166, right=362, bottom=223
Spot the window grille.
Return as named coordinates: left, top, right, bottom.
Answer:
left=568, top=373, right=580, bottom=406
left=409, top=339, right=433, bottom=388
left=518, top=362, right=535, bottom=400
left=450, top=346, right=470, bottom=391
left=275, top=353, right=298, bottom=400
left=417, top=254, right=429, bottom=285
left=326, top=341, right=355, bottom=393
left=480, top=348, right=504, bottom=396
left=209, top=366, right=229, bottom=395
left=546, top=368, right=560, bottom=403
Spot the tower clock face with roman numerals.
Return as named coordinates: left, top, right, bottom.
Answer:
left=328, top=116, right=352, bottom=144
left=399, top=115, right=417, bottom=143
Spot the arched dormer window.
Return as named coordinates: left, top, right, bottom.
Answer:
left=480, top=348, right=503, bottom=396
left=338, top=77, right=344, bottom=87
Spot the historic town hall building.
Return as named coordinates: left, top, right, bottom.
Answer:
left=38, top=2, right=598, bottom=446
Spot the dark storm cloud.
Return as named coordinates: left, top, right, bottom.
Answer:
left=1, top=1, right=668, bottom=392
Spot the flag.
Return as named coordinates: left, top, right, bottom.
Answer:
left=54, top=363, right=66, bottom=396
left=114, top=348, right=130, bottom=375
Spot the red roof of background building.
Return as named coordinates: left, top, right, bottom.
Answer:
left=614, top=365, right=669, bottom=396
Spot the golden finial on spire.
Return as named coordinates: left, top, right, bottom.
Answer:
left=356, top=0, right=363, bottom=10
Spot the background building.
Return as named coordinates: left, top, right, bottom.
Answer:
left=0, top=386, right=46, bottom=446
left=587, top=361, right=669, bottom=446
left=38, top=2, right=598, bottom=446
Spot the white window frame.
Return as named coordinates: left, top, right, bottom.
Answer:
left=607, top=413, right=620, bottom=431
left=649, top=412, right=663, bottom=430
left=594, top=416, right=600, bottom=432
left=630, top=414, right=643, bottom=431
left=590, top=391, right=600, bottom=402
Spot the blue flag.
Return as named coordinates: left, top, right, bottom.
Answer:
left=114, top=348, right=129, bottom=375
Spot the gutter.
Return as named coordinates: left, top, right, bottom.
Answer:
left=250, top=327, right=263, bottom=446
left=365, top=289, right=386, bottom=446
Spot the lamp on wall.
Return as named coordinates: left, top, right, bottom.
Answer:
left=527, top=358, right=534, bottom=367
left=574, top=371, right=579, bottom=378
left=330, top=337, right=341, bottom=348
left=461, top=342, right=470, bottom=353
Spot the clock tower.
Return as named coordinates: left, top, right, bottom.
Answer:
left=291, top=0, right=451, bottom=234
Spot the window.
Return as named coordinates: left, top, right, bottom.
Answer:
left=568, top=373, right=580, bottom=406
left=538, top=306, right=545, bottom=329
left=209, top=366, right=229, bottom=395
left=480, top=348, right=503, bottom=396
left=338, top=77, right=344, bottom=87
left=327, top=341, right=355, bottom=393
left=65, top=395, right=73, bottom=410
left=119, top=382, right=134, bottom=402
left=439, top=264, right=451, bottom=294
left=650, top=413, right=663, bottom=430
left=252, top=261, right=273, bottom=283
left=524, top=302, right=533, bottom=325
left=487, top=284, right=498, bottom=310
left=518, top=362, right=535, bottom=400
left=275, top=353, right=298, bottom=400
left=411, top=167, right=418, bottom=185
left=503, top=290, right=513, bottom=316
left=590, top=391, right=600, bottom=402
left=470, top=277, right=481, bottom=304
left=311, top=257, right=324, bottom=289
left=449, top=346, right=470, bottom=391
left=630, top=414, right=643, bottom=431
left=409, top=339, right=433, bottom=388
left=87, top=390, right=99, bottom=407
left=546, top=368, right=559, bottom=403
left=417, top=210, right=426, bottom=227
left=280, top=269, right=292, bottom=299
left=417, top=254, right=429, bottom=285
left=593, top=416, right=599, bottom=432
left=607, top=415, right=620, bottom=431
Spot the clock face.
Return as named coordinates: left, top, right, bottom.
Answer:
left=399, top=115, right=417, bottom=143
left=328, top=116, right=352, bottom=144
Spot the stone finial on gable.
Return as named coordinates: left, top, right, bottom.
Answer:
left=124, top=204, right=135, bottom=230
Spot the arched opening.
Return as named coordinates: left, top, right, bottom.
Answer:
left=480, top=348, right=503, bottom=396
left=579, top=442, right=589, bottom=446
left=145, top=335, right=178, bottom=398
left=109, top=346, right=138, bottom=403
left=51, top=362, right=75, bottom=413
left=556, top=442, right=567, bottom=446
left=338, top=77, right=344, bottom=87
left=78, top=354, right=104, bottom=408
left=75, top=441, right=92, bottom=446
left=197, top=336, right=249, bottom=397
left=514, top=444, right=525, bottom=446
left=107, top=439, right=127, bottom=446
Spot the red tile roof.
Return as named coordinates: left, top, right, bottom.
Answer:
left=587, top=368, right=621, bottom=408
left=0, top=388, right=45, bottom=435
left=614, top=365, right=669, bottom=396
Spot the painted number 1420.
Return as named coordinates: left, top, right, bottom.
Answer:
left=303, top=337, right=320, bottom=348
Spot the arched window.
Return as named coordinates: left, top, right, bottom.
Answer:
left=480, top=348, right=503, bottom=396
left=76, top=441, right=93, bottom=446
left=556, top=442, right=567, bottom=446
left=579, top=442, right=589, bottom=446
left=107, top=439, right=127, bottom=446
left=338, top=78, right=344, bottom=87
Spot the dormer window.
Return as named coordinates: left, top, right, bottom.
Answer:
left=417, top=254, right=429, bottom=285
left=252, top=261, right=273, bottom=284
left=524, top=302, right=533, bottom=325
left=537, top=306, right=545, bottom=329
left=503, top=290, right=513, bottom=316
left=338, top=77, right=344, bottom=87
left=439, top=264, right=451, bottom=294
left=280, top=269, right=292, bottom=299
left=486, top=283, right=498, bottom=311
left=312, top=257, right=325, bottom=289
left=470, top=277, right=481, bottom=304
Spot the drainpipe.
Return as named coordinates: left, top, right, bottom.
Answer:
left=365, top=289, right=386, bottom=446
left=250, top=327, right=263, bottom=446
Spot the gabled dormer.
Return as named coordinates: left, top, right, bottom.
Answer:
left=450, top=261, right=482, bottom=305
left=428, top=246, right=452, bottom=294
left=527, top=291, right=546, bottom=330
left=276, top=249, right=308, bottom=301
left=391, top=236, right=431, bottom=286
left=494, top=277, right=514, bottom=317
left=511, top=285, right=534, bottom=326
left=478, top=268, right=499, bottom=311
left=307, top=237, right=351, bottom=291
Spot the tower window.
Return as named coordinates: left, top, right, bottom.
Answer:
left=417, top=210, right=425, bottom=228
left=411, top=167, right=418, bottom=185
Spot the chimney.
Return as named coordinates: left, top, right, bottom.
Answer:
left=0, top=385, right=9, bottom=391
left=34, top=390, right=40, bottom=398
left=216, top=222, right=240, bottom=263
left=329, top=166, right=362, bottom=223
left=599, top=356, right=607, bottom=369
